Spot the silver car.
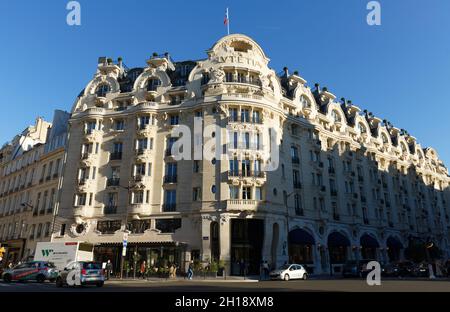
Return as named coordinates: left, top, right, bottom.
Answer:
left=269, top=264, right=308, bottom=281
left=56, top=261, right=104, bottom=287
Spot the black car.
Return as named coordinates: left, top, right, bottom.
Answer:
left=342, top=259, right=377, bottom=278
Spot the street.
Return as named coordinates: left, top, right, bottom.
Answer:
left=0, top=278, right=449, bottom=292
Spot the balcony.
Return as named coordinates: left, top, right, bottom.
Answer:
left=228, top=170, right=266, bottom=179
left=226, top=199, right=261, bottom=211
left=319, top=185, right=326, bottom=193
left=107, top=178, right=120, bottom=187
left=165, top=149, right=173, bottom=157
left=136, top=149, right=146, bottom=156
left=78, top=178, right=87, bottom=186
left=162, top=203, right=176, bottom=212
left=103, top=205, right=117, bottom=215
left=133, top=175, right=144, bottom=183
left=293, top=182, right=302, bottom=189
left=110, top=152, right=122, bottom=160
left=328, top=167, right=335, bottom=175
left=163, top=175, right=178, bottom=184
left=358, top=175, right=364, bottom=182
left=331, top=190, right=338, bottom=197
left=333, top=213, right=340, bottom=221
left=45, top=176, right=51, bottom=181
left=363, top=218, right=370, bottom=225
left=52, top=173, right=59, bottom=179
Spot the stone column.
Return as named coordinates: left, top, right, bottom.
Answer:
left=219, top=216, right=231, bottom=276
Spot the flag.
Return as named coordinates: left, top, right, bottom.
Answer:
left=224, top=8, right=229, bottom=26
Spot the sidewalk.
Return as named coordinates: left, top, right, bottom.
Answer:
left=107, top=275, right=260, bottom=283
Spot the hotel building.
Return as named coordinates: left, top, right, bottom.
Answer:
left=3, top=34, right=449, bottom=275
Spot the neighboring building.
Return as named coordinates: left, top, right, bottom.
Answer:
left=0, top=110, right=69, bottom=265
left=7, top=34, right=450, bottom=276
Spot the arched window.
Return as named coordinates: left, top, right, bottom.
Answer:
left=358, top=123, right=367, bottom=134
left=401, top=143, right=408, bottom=154
left=381, top=133, right=389, bottom=144
left=147, top=77, right=161, bottom=91
left=96, top=84, right=110, bottom=97
left=331, top=110, right=341, bottom=122
left=300, top=95, right=311, bottom=108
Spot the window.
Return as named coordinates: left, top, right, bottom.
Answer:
left=97, top=220, right=121, bottom=234
left=294, top=194, right=302, bottom=215
left=229, top=186, right=239, bottom=199
left=134, top=163, right=145, bottom=177
left=241, top=109, right=250, bottom=122
left=242, top=187, right=251, bottom=200
left=127, top=220, right=151, bottom=234
left=255, top=133, right=261, bottom=150
left=170, top=114, right=179, bottom=125
left=76, top=193, right=87, bottom=206
left=166, top=163, right=177, bottom=179
left=291, top=146, right=299, bottom=162
left=36, top=223, right=43, bottom=238
left=241, top=159, right=251, bottom=177
left=155, top=219, right=181, bottom=233
left=132, top=191, right=144, bottom=204
left=137, top=138, right=148, bottom=151
left=230, top=108, right=238, bottom=122
left=139, top=116, right=151, bottom=129
left=163, top=190, right=176, bottom=211
left=115, top=119, right=124, bottom=131
left=147, top=78, right=161, bottom=91
left=44, top=222, right=51, bottom=237
left=255, top=187, right=262, bottom=201
left=331, top=110, right=341, bottom=122
left=252, top=110, right=260, bottom=123
left=193, top=160, right=200, bottom=173
left=193, top=187, right=201, bottom=201
left=96, top=84, right=110, bottom=97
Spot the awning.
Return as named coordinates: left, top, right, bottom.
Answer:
left=328, top=232, right=350, bottom=247
left=387, top=236, right=403, bottom=249
left=289, top=229, right=315, bottom=245
left=360, top=234, right=380, bottom=248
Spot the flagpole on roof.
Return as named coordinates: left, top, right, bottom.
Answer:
left=226, top=8, right=230, bottom=35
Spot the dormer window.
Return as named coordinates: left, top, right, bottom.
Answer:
left=331, top=110, right=341, bottom=122
left=96, top=84, right=110, bottom=97
left=147, top=77, right=161, bottom=91
left=358, top=123, right=367, bottom=134
left=300, top=95, right=311, bottom=108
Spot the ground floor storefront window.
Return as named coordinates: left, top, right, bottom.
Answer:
left=94, top=243, right=186, bottom=278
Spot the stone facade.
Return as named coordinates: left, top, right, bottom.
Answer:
left=0, top=111, right=69, bottom=264
left=2, top=34, right=449, bottom=275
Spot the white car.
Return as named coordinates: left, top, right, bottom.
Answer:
left=270, top=264, right=308, bottom=281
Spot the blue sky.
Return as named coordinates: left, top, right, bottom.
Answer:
left=0, top=0, right=449, bottom=166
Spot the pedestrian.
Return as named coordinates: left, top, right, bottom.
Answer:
left=263, top=261, right=270, bottom=280
left=169, top=264, right=175, bottom=279
left=239, top=259, right=245, bottom=276
left=105, top=259, right=112, bottom=280
left=259, top=261, right=264, bottom=281
left=140, top=260, right=147, bottom=279
left=187, top=263, right=193, bottom=280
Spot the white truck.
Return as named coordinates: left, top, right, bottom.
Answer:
left=34, top=242, right=94, bottom=270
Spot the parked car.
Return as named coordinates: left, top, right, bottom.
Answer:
left=1, top=261, right=58, bottom=283
left=382, top=261, right=415, bottom=277
left=342, top=259, right=376, bottom=278
left=56, top=261, right=104, bottom=287
left=269, top=264, right=308, bottom=281
left=412, top=263, right=429, bottom=277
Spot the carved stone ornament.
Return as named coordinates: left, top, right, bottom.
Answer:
left=208, top=67, right=225, bottom=84
left=70, top=221, right=90, bottom=237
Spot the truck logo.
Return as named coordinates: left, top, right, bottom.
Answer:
left=41, top=249, right=54, bottom=257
